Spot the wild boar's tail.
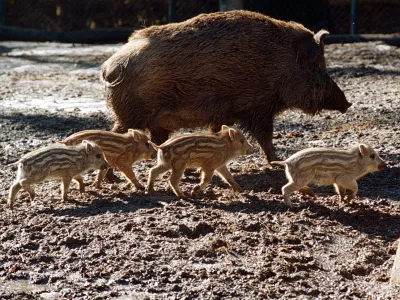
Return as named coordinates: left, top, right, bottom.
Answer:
left=100, top=58, right=129, bottom=88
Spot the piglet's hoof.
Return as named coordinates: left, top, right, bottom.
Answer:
left=191, top=186, right=202, bottom=198
left=105, top=169, right=123, bottom=183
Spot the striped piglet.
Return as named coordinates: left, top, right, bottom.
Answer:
left=147, top=125, right=254, bottom=199
left=8, top=141, right=108, bottom=209
left=58, top=129, right=156, bottom=190
left=271, top=144, right=387, bottom=206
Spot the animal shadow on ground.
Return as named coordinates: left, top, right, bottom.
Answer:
left=357, top=166, right=400, bottom=201
left=40, top=192, right=176, bottom=218
left=233, top=167, right=287, bottom=194
left=301, top=200, right=400, bottom=243
left=0, top=112, right=112, bottom=138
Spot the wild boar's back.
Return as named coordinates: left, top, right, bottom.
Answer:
left=102, top=10, right=312, bottom=131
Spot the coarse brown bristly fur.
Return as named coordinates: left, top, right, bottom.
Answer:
left=101, top=10, right=351, bottom=162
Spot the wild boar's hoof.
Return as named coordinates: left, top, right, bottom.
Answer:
left=135, top=183, right=145, bottom=191
left=146, top=187, right=155, bottom=194
left=7, top=203, right=14, bottom=210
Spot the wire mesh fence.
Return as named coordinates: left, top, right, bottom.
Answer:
left=1, top=0, right=399, bottom=41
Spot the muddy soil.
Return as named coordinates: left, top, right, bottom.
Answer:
left=0, top=41, right=399, bottom=299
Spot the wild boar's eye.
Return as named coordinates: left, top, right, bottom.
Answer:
left=96, top=154, right=102, bottom=159
left=370, top=153, right=375, bottom=160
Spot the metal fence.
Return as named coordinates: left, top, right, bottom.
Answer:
left=0, top=0, right=399, bottom=42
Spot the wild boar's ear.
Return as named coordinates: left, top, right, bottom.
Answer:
left=314, top=30, right=329, bottom=45
left=82, top=140, right=93, bottom=153
left=293, top=35, right=318, bottom=65
left=358, top=144, right=369, bottom=157
left=221, top=125, right=230, bottom=131
left=228, top=128, right=236, bottom=141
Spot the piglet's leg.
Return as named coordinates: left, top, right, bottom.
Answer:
left=147, top=164, right=169, bottom=193
left=336, top=178, right=358, bottom=202
left=281, top=181, right=300, bottom=207
left=169, top=167, right=186, bottom=199
left=116, top=161, right=144, bottom=190
left=334, top=183, right=346, bottom=202
left=61, top=176, right=72, bottom=201
left=8, top=181, right=23, bottom=209
left=22, top=183, right=36, bottom=203
left=191, top=168, right=215, bottom=197
left=215, top=165, right=242, bottom=192
left=73, top=176, right=85, bottom=193
left=96, top=169, right=107, bottom=189
left=299, top=186, right=316, bottom=199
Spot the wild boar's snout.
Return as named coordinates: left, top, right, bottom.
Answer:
left=325, top=79, right=352, bottom=113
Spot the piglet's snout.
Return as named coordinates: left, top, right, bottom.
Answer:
left=378, top=162, right=387, bottom=171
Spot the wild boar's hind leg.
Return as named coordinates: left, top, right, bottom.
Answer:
left=112, top=121, right=128, bottom=134
left=150, top=127, right=171, bottom=145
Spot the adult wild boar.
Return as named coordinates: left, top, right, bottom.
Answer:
left=101, top=10, right=351, bottom=162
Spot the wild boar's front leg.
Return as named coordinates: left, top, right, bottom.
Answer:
left=256, top=117, right=278, bottom=163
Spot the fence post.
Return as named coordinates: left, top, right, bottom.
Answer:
left=168, top=0, right=176, bottom=23
left=0, top=0, right=6, bottom=25
left=350, top=0, right=358, bottom=34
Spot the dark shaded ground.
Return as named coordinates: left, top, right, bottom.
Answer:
left=0, top=41, right=399, bottom=299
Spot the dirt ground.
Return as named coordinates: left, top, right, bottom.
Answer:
left=0, top=40, right=399, bottom=299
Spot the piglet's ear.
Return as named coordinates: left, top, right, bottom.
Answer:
left=228, top=128, right=236, bottom=141
left=129, top=129, right=141, bottom=142
left=358, top=144, right=368, bottom=157
left=82, top=140, right=93, bottom=153
left=314, top=30, right=329, bottom=45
